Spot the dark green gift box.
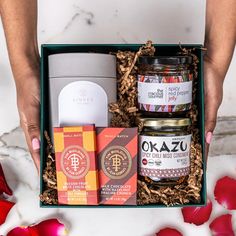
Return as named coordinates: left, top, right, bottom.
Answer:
left=40, top=44, right=206, bottom=208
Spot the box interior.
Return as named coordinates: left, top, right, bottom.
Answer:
left=40, top=44, right=206, bottom=208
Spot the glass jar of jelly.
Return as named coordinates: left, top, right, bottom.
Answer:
left=138, top=117, right=191, bottom=186
left=137, top=56, right=193, bottom=116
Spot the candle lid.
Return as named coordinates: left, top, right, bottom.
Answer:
left=49, top=53, right=116, bottom=78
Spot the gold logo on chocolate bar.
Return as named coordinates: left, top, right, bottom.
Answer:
left=70, top=154, right=80, bottom=171
left=112, top=156, right=121, bottom=172
left=101, top=146, right=132, bottom=180
left=61, top=145, right=90, bottom=179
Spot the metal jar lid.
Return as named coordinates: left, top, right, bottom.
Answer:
left=48, top=53, right=116, bottom=78
left=137, top=56, right=193, bottom=65
left=138, top=117, right=191, bottom=128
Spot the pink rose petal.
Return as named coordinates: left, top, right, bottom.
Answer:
left=214, top=176, right=236, bottom=210
left=0, top=164, right=12, bottom=195
left=181, top=198, right=213, bottom=225
left=156, top=227, right=183, bottom=236
left=209, top=214, right=235, bottom=236
left=7, top=219, right=67, bottom=236
left=0, top=199, right=15, bottom=225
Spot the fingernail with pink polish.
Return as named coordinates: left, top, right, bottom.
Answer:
left=206, top=132, right=213, bottom=144
left=32, top=138, right=40, bottom=150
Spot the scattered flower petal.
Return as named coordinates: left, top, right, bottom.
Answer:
left=181, top=198, right=212, bottom=225
left=7, top=227, right=31, bottom=236
left=156, top=227, right=183, bottom=236
left=0, top=164, right=12, bottom=195
left=209, top=214, right=235, bottom=236
left=0, top=199, right=15, bottom=225
left=31, top=219, right=68, bottom=236
left=214, top=176, right=236, bottom=210
left=7, top=219, right=67, bottom=236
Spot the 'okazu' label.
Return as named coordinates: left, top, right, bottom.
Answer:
left=139, top=135, right=191, bottom=179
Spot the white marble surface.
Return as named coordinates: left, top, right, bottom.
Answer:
left=0, top=1, right=236, bottom=235
left=0, top=127, right=236, bottom=236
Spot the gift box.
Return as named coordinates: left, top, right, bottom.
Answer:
left=40, top=44, right=206, bottom=208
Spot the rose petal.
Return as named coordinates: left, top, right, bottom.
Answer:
left=7, top=227, right=32, bottom=236
left=209, top=214, right=235, bottom=236
left=0, top=164, right=12, bottom=195
left=181, top=198, right=213, bottom=225
left=7, top=219, right=67, bottom=236
left=0, top=199, right=15, bottom=225
left=156, top=227, right=183, bottom=236
left=214, top=176, right=236, bottom=210
left=31, top=219, right=67, bottom=236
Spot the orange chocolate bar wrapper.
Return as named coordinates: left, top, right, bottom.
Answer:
left=54, top=126, right=99, bottom=205
left=97, top=127, right=138, bottom=205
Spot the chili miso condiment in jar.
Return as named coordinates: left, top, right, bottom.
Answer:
left=138, top=117, right=191, bottom=186
left=137, top=56, right=193, bottom=115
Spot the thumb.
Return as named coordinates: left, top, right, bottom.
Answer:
left=28, top=124, right=41, bottom=151
left=204, top=59, right=223, bottom=159
left=205, top=97, right=218, bottom=145
left=20, top=108, right=41, bottom=172
left=204, top=95, right=219, bottom=160
left=23, top=122, right=40, bottom=172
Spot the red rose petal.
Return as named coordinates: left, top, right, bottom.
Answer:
left=7, top=219, right=67, bottom=236
left=156, top=227, right=183, bottom=236
left=0, top=199, right=15, bottom=225
left=214, top=176, right=236, bottom=210
left=0, top=164, right=12, bottom=195
left=31, top=219, right=67, bottom=236
left=7, top=227, right=31, bottom=236
left=181, top=198, right=213, bottom=225
left=209, top=214, right=235, bottom=236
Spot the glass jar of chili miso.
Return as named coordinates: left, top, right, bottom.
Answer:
left=138, top=117, right=192, bottom=186
left=137, top=56, right=193, bottom=115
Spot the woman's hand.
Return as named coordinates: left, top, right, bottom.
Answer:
left=0, top=0, right=40, bottom=170
left=204, top=0, right=236, bottom=158
left=15, top=69, right=40, bottom=171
